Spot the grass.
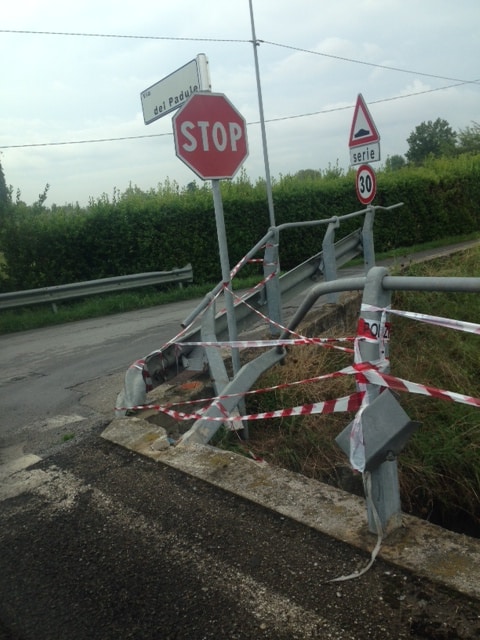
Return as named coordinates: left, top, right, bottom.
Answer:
left=0, top=276, right=260, bottom=334
left=219, top=246, right=480, bottom=535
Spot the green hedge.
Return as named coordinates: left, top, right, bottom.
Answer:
left=1, top=155, right=479, bottom=292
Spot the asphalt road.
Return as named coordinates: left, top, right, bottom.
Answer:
left=3, top=426, right=480, bottom=640
left=0, top=298, right=197, bottom=434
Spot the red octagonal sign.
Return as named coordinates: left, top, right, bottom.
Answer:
left=172, top=92, right=248, bottom=180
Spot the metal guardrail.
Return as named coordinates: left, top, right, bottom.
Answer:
left=0, top=264, right=193, bottom=311
left=117, top=204, right=402, bottom=413
left=279, top=267, right=480, bottom=536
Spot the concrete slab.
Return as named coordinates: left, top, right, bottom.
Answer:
left=102, top=416, right=480, bottom=602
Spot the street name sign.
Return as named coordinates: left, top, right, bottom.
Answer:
left=172, top=92, right=248, bottom=180
left=349, top=94, right=381, bottom=165
left=140, top=54, right=211, bottom=125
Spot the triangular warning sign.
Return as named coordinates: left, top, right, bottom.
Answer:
left=349, top=94, right=380, bottom=147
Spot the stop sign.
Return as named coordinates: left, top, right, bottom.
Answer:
left=172, top=92, right=248, bottom=180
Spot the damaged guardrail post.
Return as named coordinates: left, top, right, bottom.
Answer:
left=321, top=217, right=340, bottom=303
left=336, top=267, right=419, bottom=536
left=361, top=267, right=398, bottom=533
left=361, top=206, right=375, bottom=273
left=263, top=227, right=282, bottom=336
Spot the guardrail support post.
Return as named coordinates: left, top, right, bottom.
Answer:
left=357, top=267, right=401, bottom=535
left=321, top=217, right=340, bottom=302
left=263, top=228, right=283, bottom=336
left=362, top=206, right=376, bottom=274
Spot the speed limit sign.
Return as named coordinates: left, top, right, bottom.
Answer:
left=355, top=164, right=377, bottom=205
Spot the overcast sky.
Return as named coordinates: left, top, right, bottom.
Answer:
left=1, top=0, right=479, bottom=206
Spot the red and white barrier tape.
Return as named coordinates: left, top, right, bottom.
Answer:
left=229, top=241, right=278, bottom=279
left=116, top=365, right=361, bottom=413
left=118, top=391, right=364, bottom=423
left=129, top=359, right=153, bottom=392
left=121, top=356, right=480, bottom=417
left=362, top=303, right=480, bottom=335
left=177, top=336, right=355, bottom=350
left=354, top=361, right=480, bottom=408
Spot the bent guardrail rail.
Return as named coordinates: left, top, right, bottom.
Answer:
left=116, top=204, right=402, bottom=416
left=0, top=264, right=193, bottom=311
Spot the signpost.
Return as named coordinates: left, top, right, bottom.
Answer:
left=140, top=54, right=210, bottom=125
left=173, top=92, right=249, bottom=380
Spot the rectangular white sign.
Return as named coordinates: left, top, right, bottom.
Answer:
left=140, top=54, right=210, bottom=125
left=350, top=142, right=381, bottom=166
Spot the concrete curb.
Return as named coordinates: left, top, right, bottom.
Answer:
left=104, top=247, right=480, bottom=602
left=102, top=416, right=480, bottom=602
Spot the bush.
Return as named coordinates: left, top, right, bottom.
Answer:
left=1, top=155, right=479, bottom=292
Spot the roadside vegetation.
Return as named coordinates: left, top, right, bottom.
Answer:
left=0, top=235, right=476, bottom=335
left=216, top=248, right=480, bottom=537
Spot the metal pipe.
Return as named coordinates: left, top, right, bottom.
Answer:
left=248, top=0, right=276, bottom=228
left=383, top=276, right=480, bottom=292
left=279, top=276, right=366, bottom=342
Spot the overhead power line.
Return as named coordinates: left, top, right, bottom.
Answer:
left=0, top=78, right=474, bottom=151
left=0, top=28, right=478, bottom=151
left=0, top=28, right=247, bottom=44
left=261, top=40, right=480, bottom=86
left=1, top=28, right=479, bottom=86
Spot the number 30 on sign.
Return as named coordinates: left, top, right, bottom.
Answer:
left=355, top=164, right=377, bottom=205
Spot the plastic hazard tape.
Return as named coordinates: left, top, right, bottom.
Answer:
left=361, top=303, right=480, bottom=336
left=231, top=289, right=355, bottom=353
left=118, top=358, right=480, bottom=428
left=116, top=365, right=361, bottom=414
left=354, top=361, right=480, bottom=409
left=229, top=242, right=277, bottom=279
left=129, top=359, right=153, bottom=392
left=356, top=317, right=392, bottom=342
left=118, top=391, right=364, bottom=423
left=177, top=336, right=355, bottom=350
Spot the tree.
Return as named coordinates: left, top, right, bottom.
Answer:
left=406, top=118, right=457, bottom=164
left=0, top=158, right=9, bottom=211
left=457, top=121, right=480, bottom=155
left=384, top=154, right=406, bottom=171
left=32, top=183, right=50, bottom=213
left=0, top=158, right=12, bottom=237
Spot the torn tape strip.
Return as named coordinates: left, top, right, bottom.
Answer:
left=117, top=365, right=361, bottom=414
left=122, top=354, right=480, bottom=418
left=118, top=391, right=365, bottom=422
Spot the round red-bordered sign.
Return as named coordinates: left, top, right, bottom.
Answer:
left=355, top=164, right=377, bottom=205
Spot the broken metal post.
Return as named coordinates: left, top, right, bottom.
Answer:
left=322, top=217, right=340, bottom=303
left=263, top=227, right=282, bottom=336
left=361, top=206, right=376, bottom=273
left=357, top=267, right=400, bottom=535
